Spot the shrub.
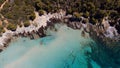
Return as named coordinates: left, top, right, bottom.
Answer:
left=24, top=21, right=30, bottom=27
left=109, top=10, right=119, bottom=19
left=0, top=25, right=5, bottom=33
left=73, top=12, right=82, bottom=18
left=89, top=17, right=98, bottom=25
left=86, top=2, right=96, bottom=13
left=67, top=8, right=73, bottom=14
left=83, top=11, right=89, bottom=18
left=28, top=13, right=36, bottom=21
left=7, top=23, right=17, bottom=31
left=38, top=10, right=45, bottom=16
left=94, top=10, right=107, bottom=19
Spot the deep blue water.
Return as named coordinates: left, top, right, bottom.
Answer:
left=0, top=25, right=101, bottom=68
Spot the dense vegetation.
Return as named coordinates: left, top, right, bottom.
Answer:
left=0, top=25, right=5, bottom=34
left=0, top=0, right=120, bottom=32
left=7, top=23, right=17, bottom=31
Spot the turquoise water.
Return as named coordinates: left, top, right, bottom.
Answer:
left=0, top=25, right=101, bottom=68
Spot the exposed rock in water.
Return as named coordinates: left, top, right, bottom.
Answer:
left=37, top=26, right=46, bottom=37
left=0, top=11, right=120, bottom=68
left=51, top=16, right=120, bottom=67
left=115, top=24, right=120, bottom=34
left=0, top=49, right=2, bottom=52
left=87, top=23, right=120, bottom=67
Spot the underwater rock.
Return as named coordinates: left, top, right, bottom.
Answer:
left=0, top=49, right=2, bottom=52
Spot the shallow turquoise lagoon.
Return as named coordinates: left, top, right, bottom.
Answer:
left=0, top=25, right=101, bottom=68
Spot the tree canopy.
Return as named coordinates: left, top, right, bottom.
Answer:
left=0, top=0, right=120, bottom=26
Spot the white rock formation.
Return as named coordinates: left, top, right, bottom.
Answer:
left=0, top=11, right=66, bottom=47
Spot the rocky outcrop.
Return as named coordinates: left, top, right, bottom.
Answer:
left=51, top=16, right=120, bottom=67
left=15, top=26, right=46, bottom=40
left=0, top=10, right=120, bottom=68
left=0, top=11, right=66, bottom=51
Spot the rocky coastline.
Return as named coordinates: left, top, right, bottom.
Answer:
left=47, top=14, right=120, bottom=67
left=0, top=11, right=120, bottom=56
left=0, top=11, right=65, bottom=51
left=0, top=10, right=120, bottom=67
